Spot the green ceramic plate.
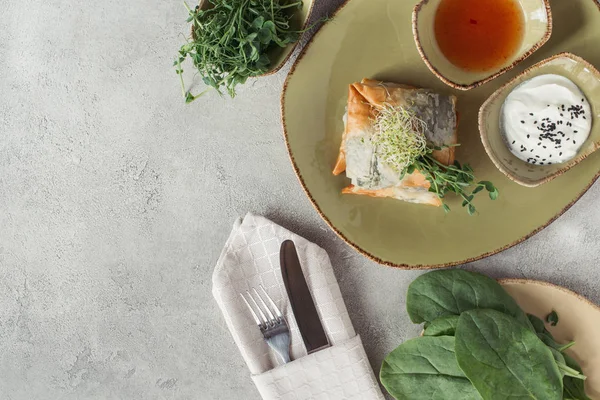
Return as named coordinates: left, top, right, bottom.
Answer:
left=281, top=0, right=600, bottom=269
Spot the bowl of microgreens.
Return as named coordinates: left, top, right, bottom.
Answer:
left=175, top=0, right=315, bottom=102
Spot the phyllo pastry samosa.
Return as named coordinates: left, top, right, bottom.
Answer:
left=333, top=79, right=459, bottom=207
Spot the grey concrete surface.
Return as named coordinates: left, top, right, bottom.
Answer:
left=1, top=0, right=599, bottom=399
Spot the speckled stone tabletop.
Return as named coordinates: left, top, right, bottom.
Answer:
left=1, top=0, right=599, bottom=399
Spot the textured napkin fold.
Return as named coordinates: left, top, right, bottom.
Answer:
left=212, top=213, right=384, bottom=399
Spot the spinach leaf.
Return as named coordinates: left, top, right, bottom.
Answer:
left=546, top=310, right=559, bottom=326
left=533, top=326, right=588, bottom=395
left=564, top=377, right=591, bottom=400
left=406, top=270, right=533, bottom=330
left=455, top=309, right=563, bottom=400
left=423, top=315, right=459, bottom=337
left=528, top=313, right=548, bottom=334
left=380, top=336, right=482, bottom=400
left=538, top=331, right=561, bottom=349
left=563, top=354, right=591, bottom=400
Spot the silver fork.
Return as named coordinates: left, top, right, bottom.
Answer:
left=240, top=285, right=291, bottom=364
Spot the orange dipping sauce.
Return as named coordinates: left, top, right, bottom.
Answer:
left=434, top=0, right=525, bottom=72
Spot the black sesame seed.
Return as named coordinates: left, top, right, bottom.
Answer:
left=521, top=121, right=525, bottom=124
left=527, top=134, right=530, bottom=138
left=512, top=140, right=516, bottom=144
left=536, top=155, right=540, bottom=158
left=529, top=113, right=534, bottom=116
left=560, top=152, right=563, bottom=156
left=574, top=130, right=578, bottom=133
left=543, top=146, right=547, bottom=149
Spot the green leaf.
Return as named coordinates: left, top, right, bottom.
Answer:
left=489, top=188, right=499, bottom=200
left=480, top=181, right=496, bottom=192
left=527, top=313, right=547, bottom=334
left=467, top=204, right=476, bottom=216
left=406, top=270, right=534, bottom=330
left=256, top=53, right=270, bottom=69
left=442, top=203, right=450, bottom=213
left=380, top=336, right=482, bottom=400
left=538, top=331, right=562, bottom=349
left=262, top=20, right=276, bottom=33
left=563, top=354, right=591, bottom=399
left=185, top=92, right=196, bottom=103
left=252, top=16, right=265, bottom=29
left=406, top=164, right=416, bottom=174
left=546, top=310, right=559, bottom=326
left=455, top=309, right=563, bottom=400
left=472, top=185, right=485, bottom=194
left=203, top=75, right=217, bottom=88
left=257, top=27, right=273, bottom=44
left=564, top=376, right=591, bottom=400
left=398, top=169, right=407, bottom=181
left=423, top=315, right=459, bottom=337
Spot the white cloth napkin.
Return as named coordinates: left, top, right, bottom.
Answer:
left=212, top=213, right=384, bottom=400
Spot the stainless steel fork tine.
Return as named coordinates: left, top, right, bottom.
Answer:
left=240, top=293, right=263, bottom=326
left=246, top=290, right=269, bottom=325
left=259, top=285, right=283, bottom=319
left=253, top=287, right=275, bottom=322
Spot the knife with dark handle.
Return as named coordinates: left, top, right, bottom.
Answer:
left=280, top=240, right=330, bottom=354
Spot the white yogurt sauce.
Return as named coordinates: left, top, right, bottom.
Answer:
left=501, top=74, right=592, bottom=165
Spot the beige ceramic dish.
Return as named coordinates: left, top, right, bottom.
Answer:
left=281, top=0, right=600, bottom=269
left=479, top=53, right=600, bottom=187
left=501, top=279, right=600, bottom=398
left=194, top=0, right=315, bottom=76
left=413, top=0, right=552, bottom=90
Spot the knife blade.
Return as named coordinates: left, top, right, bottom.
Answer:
left=280, top=240, right=330, bottom=354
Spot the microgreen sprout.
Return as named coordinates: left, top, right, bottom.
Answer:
left=372, top=104, right=499, bottom=215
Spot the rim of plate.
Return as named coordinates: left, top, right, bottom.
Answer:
left=499, top=278, right=600, bottom=312
left=412, top=0, right=553, bottom=91
left=280, top=0, right=600, bottom=270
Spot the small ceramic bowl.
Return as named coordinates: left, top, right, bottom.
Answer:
left=479, top=53, right=600, bottom=187
left=412, top=0, right=552, bottom=90
left=193, top=0, right=315, bottom=76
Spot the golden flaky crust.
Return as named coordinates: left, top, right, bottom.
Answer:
left=333, top=79, right=458, bottom=206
